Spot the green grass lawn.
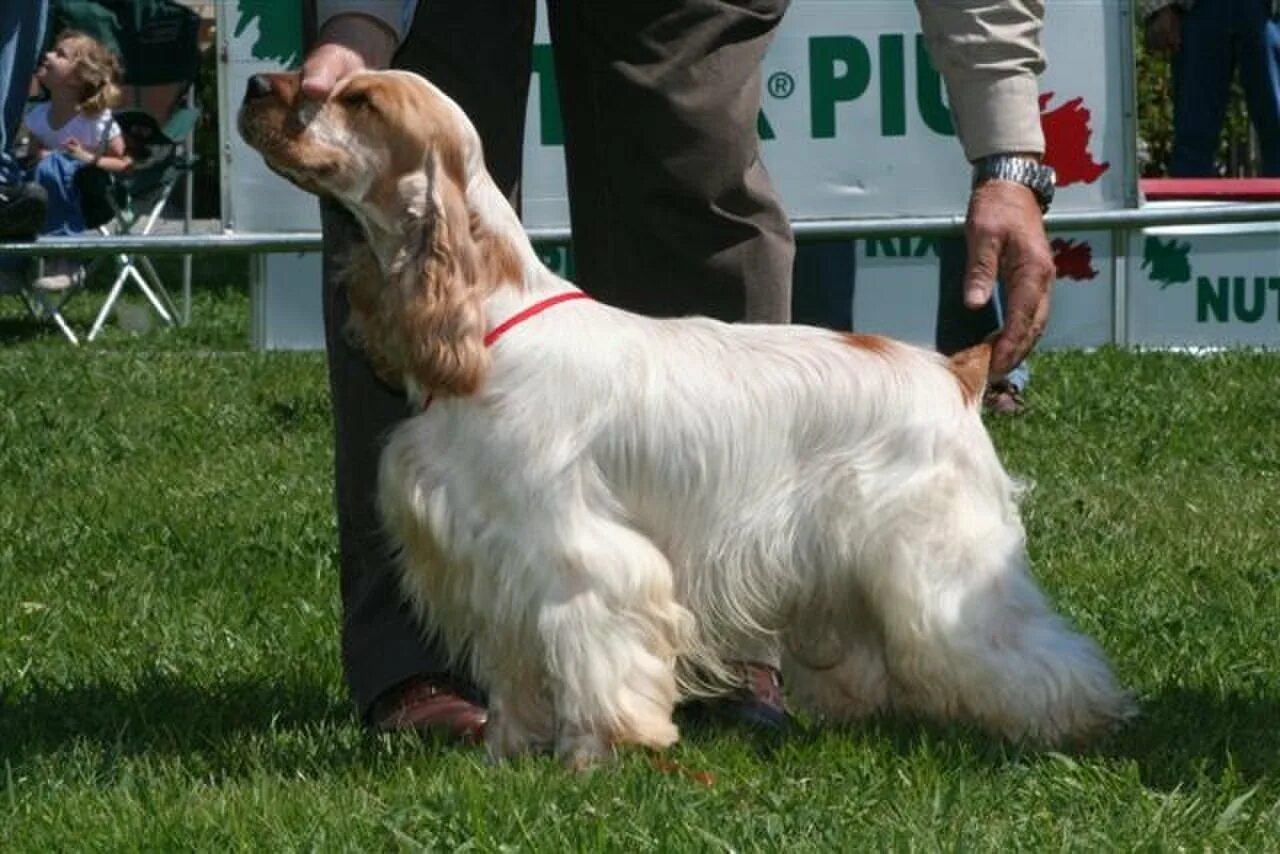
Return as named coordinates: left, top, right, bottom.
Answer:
left=2, top=273, right=1279, bottom=850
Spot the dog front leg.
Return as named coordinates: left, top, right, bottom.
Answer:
left=535, top=520, right=692, bottom=769
left=484, top=666, right=556, bottom=762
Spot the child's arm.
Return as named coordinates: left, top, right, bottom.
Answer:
left=63, top=134, right=132, bottom=173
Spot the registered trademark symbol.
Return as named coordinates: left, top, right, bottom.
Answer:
left=767, top=72, right=795, bottom=99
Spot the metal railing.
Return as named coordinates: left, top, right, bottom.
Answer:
left=5, top=200, right=1280, bottom=348
left=4, top=200, right=1280, bottom=257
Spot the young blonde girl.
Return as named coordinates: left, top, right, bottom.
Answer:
left=19, top=30, right=132, bottom=290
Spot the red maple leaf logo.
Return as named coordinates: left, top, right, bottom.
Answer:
left=1051, top=238, right=1098, bottom=281
left=1040, top=92, right=1109, bottom=186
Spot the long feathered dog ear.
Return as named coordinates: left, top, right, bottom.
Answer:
left=388, top=151, right=490, bottom=397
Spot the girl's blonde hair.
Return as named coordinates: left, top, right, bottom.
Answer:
left=55, top=30, right=124, bottom=115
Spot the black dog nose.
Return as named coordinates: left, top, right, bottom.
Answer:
left=244, top=74, right=273, bottom=101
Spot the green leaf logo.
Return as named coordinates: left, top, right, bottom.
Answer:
left=234, top=1, right=302, bottom=66
left=1142, top=236, right=1193, bottom=289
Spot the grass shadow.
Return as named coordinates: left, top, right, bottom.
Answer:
left=676, top=683, right=1280, bottom=788
left=1110, top=685, right=1280, bottom=789
left=0, top=312, right=62, bottom=344
left=0, top=673, right=365, bottom=770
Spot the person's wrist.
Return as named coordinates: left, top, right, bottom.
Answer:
left=316, top=13, right=397, bottom=69
left=971, top=154, right=1055, bottom=213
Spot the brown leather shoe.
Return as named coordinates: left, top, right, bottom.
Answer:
left=370, top=677, right=487, bottom=744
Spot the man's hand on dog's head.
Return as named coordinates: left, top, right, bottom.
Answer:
left=301, top=13, right=397, bottom=100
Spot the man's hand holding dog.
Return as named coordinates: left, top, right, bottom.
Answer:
left=301, top=13, right=397, bottom=100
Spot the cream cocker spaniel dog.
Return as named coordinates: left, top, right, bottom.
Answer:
left=240, top=69, right=1133, bottom=768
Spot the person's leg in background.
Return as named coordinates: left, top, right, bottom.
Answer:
left=30, top=151, right=85, bottom=235
left=1234, top=0, right=1280, bottom=177
left=546, top=0, right=794, bottom=727
left=0, top=0, right=48, bottom=152
left=315, top=0, right=535, bottom=737
left=0, top=0, right=49, bottom=252
left=936, top=235, right=1030, bottom=414
left=1170, top=0, right=1235, bottom=177
left=792, top=241, right=855, bottom=330
left=27, top=150, right=89, bottom=291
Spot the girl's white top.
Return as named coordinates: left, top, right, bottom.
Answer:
left=24, top=102, right=121, bottom=153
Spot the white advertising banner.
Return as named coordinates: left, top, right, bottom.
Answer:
left=523, top=0, right=1131, bottom=228
left=222, top=1, right=1129, bottom=232
left=1127, top=212, right=1280, bottom=348
left=217, top=3, right=319, bottom=233
left=218, top=0, right=1138, bottom=350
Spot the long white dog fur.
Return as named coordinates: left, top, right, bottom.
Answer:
left=239, top=69, right=1134, bottom=767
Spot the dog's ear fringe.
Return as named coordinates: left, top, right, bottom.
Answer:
left=395, top=169, right=490, bottom=397
left=341, top=158, right=491, bottom=399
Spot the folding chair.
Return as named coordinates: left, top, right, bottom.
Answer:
left=0, top=262, right=87, bottom=344
left=84, top=108, right=197, bottom=340
left=20, top=263, right=90, bottom=343
left=49, top=0, right=202, bottom=341
left=0, top=155, right=89, bottom=343
left=0, top=170, right=83, bottom=341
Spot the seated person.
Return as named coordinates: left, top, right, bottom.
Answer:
left=2, top=29, right=131, bottom=292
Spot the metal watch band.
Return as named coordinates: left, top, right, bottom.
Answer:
left=972, top=155, right=1056, bottom=213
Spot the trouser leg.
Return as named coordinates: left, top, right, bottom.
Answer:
left=1234, top=0, right=1280, bottom=176
left=1171, top=2, right=1235, bottom=177
left=316, top=0, right=535, bottom=718
left=547, top=0, right=794, bottom=323
left=792, top=241, right=854, bottom=330
left=322, top=202, right=455, bottom=717
left=0, top=0, right=48, bottom=152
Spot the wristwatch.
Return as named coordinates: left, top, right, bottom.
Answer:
left=972, top=155, right=1056, bottom=213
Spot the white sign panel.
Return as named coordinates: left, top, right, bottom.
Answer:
left=222, top=0, right=1130, bottom=233
left=217, top=3, right=320, bottom=233
left=219, top=0, right=1133, bottom=349
left=522, top=0, right=1130, bottom=228
left=1127, top=214, right=1280, bottom=348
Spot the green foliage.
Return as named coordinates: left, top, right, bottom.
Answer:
left=2, top=286, right=1279, bottom=848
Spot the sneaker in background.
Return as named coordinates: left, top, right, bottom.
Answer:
left=33, top=257, right=85, bottom=293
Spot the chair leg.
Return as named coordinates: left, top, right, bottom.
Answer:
left=32, top=291, right=82, bottom=345
left=87, top=262, right=133, bottom=341
left=138, top=255, right=181, bottom=320
left=125, top=263, right=176, bottom=326
left=46, top=306, right=82, bottom=345
left=87, top=255, right=176, bottom=341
